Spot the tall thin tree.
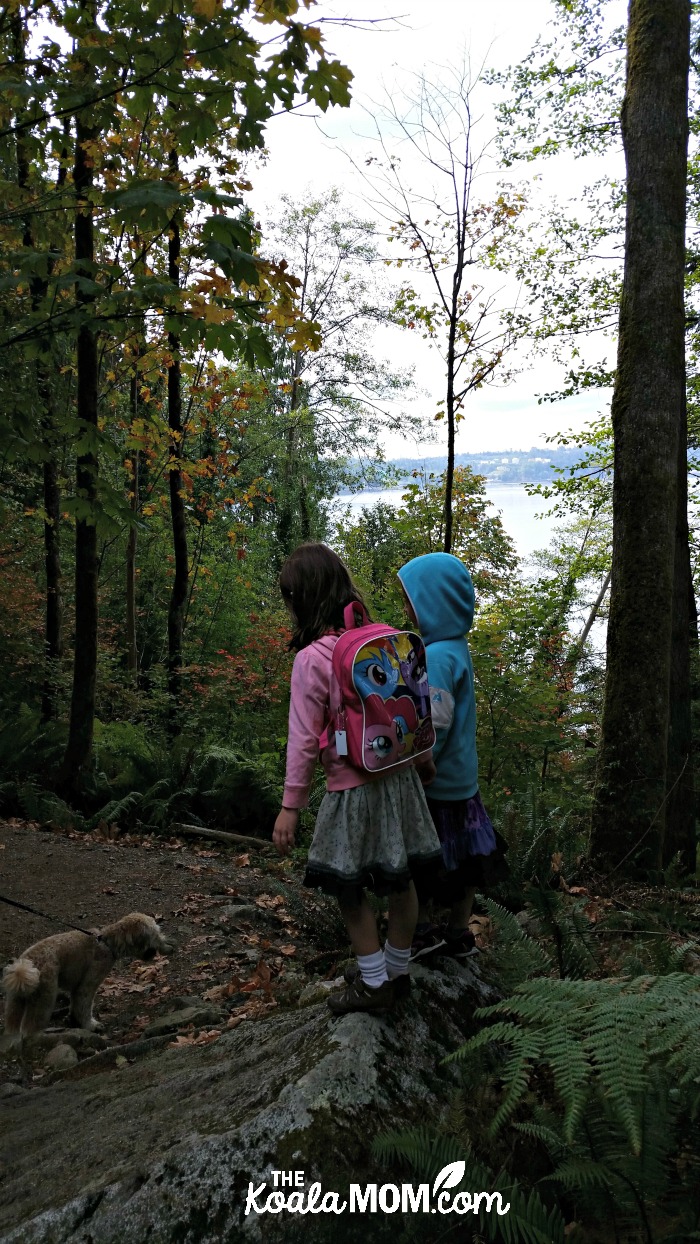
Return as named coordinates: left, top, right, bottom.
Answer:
left=357, top=69, right=523, bottom=552
left=61, top=2, right=100, bottom=794
left=166, top=147, right=188, bottom=725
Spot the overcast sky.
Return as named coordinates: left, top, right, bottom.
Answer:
left=248, top=0, right=626, bottom=456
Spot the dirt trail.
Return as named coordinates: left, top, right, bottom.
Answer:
left=0, top=819, right=346, bottom=1065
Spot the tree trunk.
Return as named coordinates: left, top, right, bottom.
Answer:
left=590, top=0, right=691, bottom=874
left=277, top=360, right=304, bottom=558
left=166, top=149, right=188, bottom=725
left=663, top=401, right=696, bottom=869
left=443, top=302, right=457, bottom=555
left=42, top=453, right=63, bottom=719
left=125, top=374, right=140, bottom=680
left=62, top=99, right=100, bottom=795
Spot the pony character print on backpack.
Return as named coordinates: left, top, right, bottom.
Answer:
left=324, top=602, right=435, bottom=772
left=353, top=633, right=434, bottom=771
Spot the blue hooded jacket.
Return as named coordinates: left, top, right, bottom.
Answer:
left=397, top=552, right=478, bottom=800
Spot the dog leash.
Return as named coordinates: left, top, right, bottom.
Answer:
left=0, top=893, right=102, bottom=941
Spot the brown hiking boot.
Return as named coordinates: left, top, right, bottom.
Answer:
left=343, top=963, right=411, bottom=1001
left=327, top=975, right=396, bottom=1015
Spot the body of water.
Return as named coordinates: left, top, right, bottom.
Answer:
left=333, top=484, right=558, bottom=560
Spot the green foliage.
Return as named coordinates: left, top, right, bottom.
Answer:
left=445, top=973, right=700, bottom=1241
left=472, top=571, right=602, bottom=802
left=495, top=786, right=578, bottom=891
left=91, top=734, right=283, bottom=836
left=0, top=709, right=66, bottom=809
left=478, top=897, right=553, bottom=993
left=336, top=466, right=517, bottom=621
left=373, top=1126, right=567, bottom=1243
left=486, top=0, right=625, bottom=164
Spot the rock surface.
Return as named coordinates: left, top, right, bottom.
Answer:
left=0, top=960, right=495, bottom=1244
left=43, top=1044, right=79, bottom=1071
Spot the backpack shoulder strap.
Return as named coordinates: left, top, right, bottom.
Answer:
left=343, top=601, right=370, bottom=630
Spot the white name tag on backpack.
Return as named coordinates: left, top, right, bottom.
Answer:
left=335, top=730, right=348, bottom=756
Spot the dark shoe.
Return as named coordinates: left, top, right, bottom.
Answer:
left=442, top=928, right=479, bottom=959
left=327, top=975, right=396, bottom=1015
left=409, top=924, right=446, bottom=962
left=343, top=964, right=411, bottom=1000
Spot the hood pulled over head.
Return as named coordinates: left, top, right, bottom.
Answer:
left=398, top=553, right=474, bottom=643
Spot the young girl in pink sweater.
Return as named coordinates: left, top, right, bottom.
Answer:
left=273, top=543, right=442, bottom=1015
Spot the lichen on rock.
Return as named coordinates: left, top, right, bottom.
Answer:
left=0, top=960, right=495, bottom=1244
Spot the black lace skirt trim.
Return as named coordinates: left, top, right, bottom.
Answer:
left=304, top=850, right=444, bottom=905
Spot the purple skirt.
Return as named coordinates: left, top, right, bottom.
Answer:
left=416, top=791, right=509, bottom=902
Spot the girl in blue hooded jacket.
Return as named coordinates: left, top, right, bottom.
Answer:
left=397, top=551, right=508, bottom=958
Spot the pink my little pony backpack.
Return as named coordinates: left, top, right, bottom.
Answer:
left=321, top=601, right=435, bottom=772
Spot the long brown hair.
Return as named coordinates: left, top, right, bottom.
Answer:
left=279, top=543, right=369, bottom=651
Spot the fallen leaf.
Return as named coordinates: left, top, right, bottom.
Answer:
left=203, top=979, right=242, bottom=1003
left=279, top=944, right=297, bottom=956
left=255, top=894, right=285, bottom=910
left=254, top=958, right=272, bottom=986
left=170, top=1031, right=197, bottom=1047
left=234, top=853, right=250, bottom=867
left=193, top=1028, right=222, bottom=1046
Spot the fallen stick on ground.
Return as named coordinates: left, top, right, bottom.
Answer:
left=45, top=1034, right=173, bottom=1082
left=170, top=823, right=275, bottom=853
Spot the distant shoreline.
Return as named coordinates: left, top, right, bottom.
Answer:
left=337, top=447, right=586, bottom=492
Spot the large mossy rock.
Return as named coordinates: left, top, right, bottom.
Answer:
left=0, top=961, right=494, bottom=1244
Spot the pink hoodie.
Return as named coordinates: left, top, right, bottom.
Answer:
left=282, top=633, right=371, bottom=808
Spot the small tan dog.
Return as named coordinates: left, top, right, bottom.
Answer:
left=2, top=913, right=170, bottom=1041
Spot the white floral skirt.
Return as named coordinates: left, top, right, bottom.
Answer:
left=304, top=765, right=443, bottom=901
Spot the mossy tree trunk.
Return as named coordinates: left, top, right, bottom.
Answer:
left=664, top=406, right=697, bottom=870
left=166, top=148, right=188, bottom=729
left=590, top=0, right=691, bottom=873
left=62, top=104, right=100, bottom=796
left=126, top=366, right=141, bottom=681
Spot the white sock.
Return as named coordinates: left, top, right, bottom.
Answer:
left=357, top=949, right=389, bottom=989
left=384, top=940, right=411, bottom=979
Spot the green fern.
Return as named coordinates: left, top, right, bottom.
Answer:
left=527, top=886, right=599, bottom=980
left=446, top=972, right=700, bottom=1238
left=89, top=791, right=142, bottom=830
left=453, top=975, right=700, bottom=1147
left=373, top=1127, right=567, bottom=1244
left=17, top=782, right=82, bottom=830
left=478, top=896, right=553, bottom=992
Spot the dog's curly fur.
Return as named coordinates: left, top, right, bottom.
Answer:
left=2, top=913, right=170, bottom=1040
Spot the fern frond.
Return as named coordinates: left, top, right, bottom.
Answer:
left=541, top=1156, right=613, bottom=1191
left=489, top=1183, right=566, bottom=1244
left=373, top=1127, right=567, bottom=1244
left=90, top=791, right=142, bottom=828
left=490, top=1028, right=546, bottom=1135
